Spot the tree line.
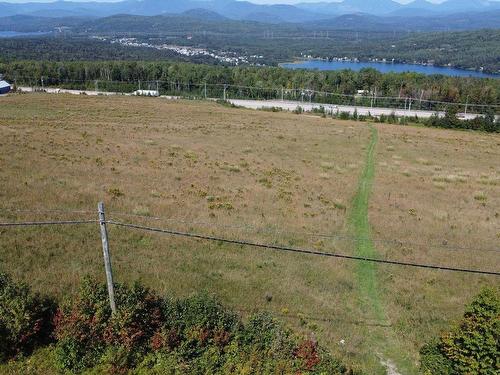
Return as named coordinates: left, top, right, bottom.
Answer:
left=1, top=60, right=499, bottom=111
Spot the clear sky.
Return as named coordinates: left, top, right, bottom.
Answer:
left=2, top=0, right=498, bottom=4
left=0, top=0, right=449, bottom=3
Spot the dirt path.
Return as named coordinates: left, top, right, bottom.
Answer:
left=349, top=125, right=407, bottom=375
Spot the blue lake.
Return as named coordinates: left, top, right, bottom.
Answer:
left=281, top=60, right=499, bottom=79
left=0, top=31, right=50, bottom=38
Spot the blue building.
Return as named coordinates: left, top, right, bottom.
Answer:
left=0, top=80, right=11, bottom=95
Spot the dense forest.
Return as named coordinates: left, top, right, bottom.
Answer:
left=0, top=37, right=218, bottom=64
left=2, top=60, right=499, bottom=112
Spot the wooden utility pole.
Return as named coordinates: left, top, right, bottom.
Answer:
left=223, top=84, right=227, bottom=101
left=98, top=202, right=117, bottom=314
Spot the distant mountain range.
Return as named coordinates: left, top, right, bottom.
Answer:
left=2, top=9, right=499, bottom=34
left=1, top=0, right=500, bottom=24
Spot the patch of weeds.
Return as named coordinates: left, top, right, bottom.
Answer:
left=277, top=189, right=293, bottom=202
left=184, top=151, right=198, bottom=160
left=258, top=177, right=272, bottom=188
left=473, top=192, right=487, bottom=202
left=433, top=175, right=467, bottom=183
left=206, top=196, right=233, bottom=210
left=417, top=158, right=432, bottom=166
left=107, top=187, right=124, bottom=198
left=209, top=202, right=234, bottom=210
left=317, top=194, right=331, bottom=206
left=132, top=206, right=150, bottom=216
left=333, top=201, right=346, bottom=211
left=197, top=190, right=208, bottom=198
left=433, top=181, right=446, bottom=190
left=150, top=190, right=162, bottom=198
left=320, top=162, right=335, bottom=170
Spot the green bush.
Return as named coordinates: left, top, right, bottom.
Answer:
left=0, top=275, right=355, bottom=374
left=339, top=111, right=350, bottom=120
left=140, top=311, right=351, bottom=374
left=157, top=292, right=241, bottom=360
left=54, top=277, right=163, bottom=372
left=420, top=288, right=500, bottom=375
left=0, top=272, right=55, bottom=362
left=425, top=108, right=499, bottom=132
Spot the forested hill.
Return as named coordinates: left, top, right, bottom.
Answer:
left=1, top=28, right=499, bottom=73
left=1, top=10, right=500, bottom=34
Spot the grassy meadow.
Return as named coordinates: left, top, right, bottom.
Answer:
left=0, top=93, right=498, bottom=374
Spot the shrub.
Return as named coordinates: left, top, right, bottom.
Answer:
left=352, top=108, right=358, bottom=121
left=239, top=312, right=295, bottom=356
left=420, top=288, right=500, bottom=375
left=0, top=272, right=55, bottom=362
left=339, top=111, right=350, bottom=120
left=40, top=277, right=357, bottom=374
left=54, top=277, right=163, bottom=372
left=425, top=108, right=499, bottom=132
left=157, top=292, right=241, bottom=360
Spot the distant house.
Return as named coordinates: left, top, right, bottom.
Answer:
left=0, top=80, right=11, bottom=95
left=133, top=90, right=159, bottom=97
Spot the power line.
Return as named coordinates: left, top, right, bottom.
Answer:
left=2, top=207, right=497, bottom=254
left=0, top=217, right=497, bottom=275
left=106, top=220, right=500, bottom=277
left=8, top=76, right=499, bottom=109
left=0, top=220, right=98, bottom=227
left=107, top=211, right=500, bottom=254
left=0, top=207, right=95, bottom=215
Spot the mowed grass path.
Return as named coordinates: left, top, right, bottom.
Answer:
left=351, top=126, right=383, bottom=320
left=349, top=125, right=414, bottom=374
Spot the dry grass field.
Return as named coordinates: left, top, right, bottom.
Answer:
left=0, top=93, right=498, bottom=374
